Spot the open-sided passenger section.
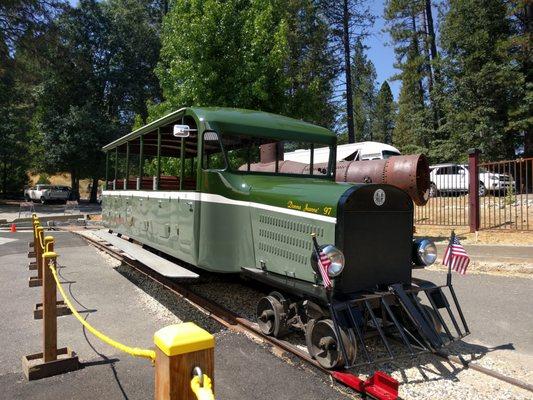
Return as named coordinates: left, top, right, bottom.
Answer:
left=104, top=113, right=199, bottom=192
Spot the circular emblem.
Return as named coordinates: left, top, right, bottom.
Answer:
left=373, top=189, right=386, bottom=206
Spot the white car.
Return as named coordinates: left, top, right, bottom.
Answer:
left=429, top=164, right=515, bottom=197
left=284, top=141, right=401, bottom=164
left=24, top=184, right=71, bottom=204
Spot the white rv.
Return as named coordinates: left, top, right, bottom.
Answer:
left=284, top=141, right=401, bottom=164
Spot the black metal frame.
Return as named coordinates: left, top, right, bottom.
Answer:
left=329, top=279, right=470, bottom=369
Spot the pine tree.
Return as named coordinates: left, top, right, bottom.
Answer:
left=318, top=0, right=374, bottom=142
left=373, top=81, right=396, bottom=144
left=438, top=0, right=526, bottom=160
left=384, top=0, right=433, bottom=154
left=351, top=38, right=376, bottom=141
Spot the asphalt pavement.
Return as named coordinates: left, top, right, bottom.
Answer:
left=0, top=231, right=348, bottom=400
left=436, top=243, right=533, bottom=264
left=413, top=268, right=533, bottom=357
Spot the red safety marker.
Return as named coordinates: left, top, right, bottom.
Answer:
left=332, top=370, right=399, bottom=400
left=10, top=223, right=17, bottom=233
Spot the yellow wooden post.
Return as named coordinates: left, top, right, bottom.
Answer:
left=42, top=240, right=57, bottom=362
left=153, top=323, right=214, bottom=400
left=35, top=227, right=44, bottom=277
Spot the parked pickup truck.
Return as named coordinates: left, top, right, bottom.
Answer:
left=24, top=185, right=70, bottom=204
left=429, top=163, right=515, bottom=197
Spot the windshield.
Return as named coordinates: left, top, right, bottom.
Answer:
left=382, top=150, right=401, bottom=159
left=203, top=133, right=334, bottom=178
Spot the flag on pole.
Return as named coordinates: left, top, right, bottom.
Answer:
left=312, top=234, right=332, bottom=289
left=443, top=232, right=470, bottom=275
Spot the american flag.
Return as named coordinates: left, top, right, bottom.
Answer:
left=443, top=232, right=470, bottom=275
left=312, top=235, right=332, bottom=289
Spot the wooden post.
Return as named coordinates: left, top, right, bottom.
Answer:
left=42, top=239, right=57, bottom=362
left=29, top=225, right=45, bottom=287
left=138, top=135, right=144, bottom=190
left=154, top=323, right=215, bottom=400
left=22, top=235, right=78, bottom=380
left=35, top=227, right=44, bottom=277
left=156, top=128, right=161, bottom=190
left=105, top=151, right=109, bottom=190
left=125, top=141, right=130, bottom=190
left=468, top=148, right=481, bottom=233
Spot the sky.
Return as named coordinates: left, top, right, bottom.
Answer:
left=364, top=0, right=401, bottom=98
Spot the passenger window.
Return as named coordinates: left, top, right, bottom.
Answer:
left=202, top=131, right=226, bottom=170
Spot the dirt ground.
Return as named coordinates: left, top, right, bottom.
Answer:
left=415, top=225, right=533, bottom=245
left=415, top=193, right=533, bottom=231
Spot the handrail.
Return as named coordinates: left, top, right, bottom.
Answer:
left=47, top=257, right=156, bottom=362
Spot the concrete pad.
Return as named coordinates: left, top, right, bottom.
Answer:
left=0, top=231, right=349, bottom=399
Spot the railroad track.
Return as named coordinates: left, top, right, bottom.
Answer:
left=72, top=229, right=533, bottom=397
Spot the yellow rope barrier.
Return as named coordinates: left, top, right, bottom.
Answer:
left=48, top=259, right=156, bottom=362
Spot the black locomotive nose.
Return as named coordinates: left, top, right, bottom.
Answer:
left=334, top=184, right=414, bottom=295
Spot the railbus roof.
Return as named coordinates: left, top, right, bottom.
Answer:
left=102, top=107, right=336, bottom=151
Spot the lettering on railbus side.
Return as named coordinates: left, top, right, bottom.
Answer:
left=303, top=204, right=319, bottom=214
left=287, top=201, right=302, bottom=210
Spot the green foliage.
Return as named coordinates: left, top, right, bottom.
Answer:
left=372, top=81, right=396, bottom=144
left=351, top=38, right=377, bottom=141
left=29, top=0, right=164, bottom=199
left=438, top=0, right=526, bottom=161
left=385, top=0, right=434, bottom=155
left=153, top=0, right=336, bottom=128
left=0, top=34, right=33, bottom=195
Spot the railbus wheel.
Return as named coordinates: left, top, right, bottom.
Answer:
left=256, top=295, right=288, bottom=338
left=306, top=319, right=357, bottom=369
left=421, top=304, right=443, bottom=334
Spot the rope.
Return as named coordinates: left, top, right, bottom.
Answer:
left=48, top=259, right=156, bottom=362
left=191, top=374, right=215, bottom=400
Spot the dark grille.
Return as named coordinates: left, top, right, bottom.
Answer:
left=335, top=185, right=413, bottom=294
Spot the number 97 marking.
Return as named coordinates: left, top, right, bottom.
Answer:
left=323, top=207, right=332, bottom=216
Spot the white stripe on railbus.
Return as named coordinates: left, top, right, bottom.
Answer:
left=102, top=190, right=337, bottom=223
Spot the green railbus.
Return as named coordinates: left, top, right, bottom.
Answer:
left=102, top=107, right=469, bottom=369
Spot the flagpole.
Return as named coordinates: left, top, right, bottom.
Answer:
left=446, top=230, right=455, bottom=286
left=311, top=233, right=333, bottom=301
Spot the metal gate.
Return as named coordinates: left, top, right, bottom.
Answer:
left=414, top=155, right=532, bottom=231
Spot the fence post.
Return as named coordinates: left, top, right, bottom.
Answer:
left=28, top=224, right=41, bottom=271
left=153, top=323, right=215, bottom=400
left=22, top=238, right=79, bottom=380
left=468, top=148, right=481, bottom=233
left=42, top=241, right=57, bottom=362
left=29, top=225, right=45, bottom=287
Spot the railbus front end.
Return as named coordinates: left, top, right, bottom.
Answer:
left=101, top=107, right=469, bottom=369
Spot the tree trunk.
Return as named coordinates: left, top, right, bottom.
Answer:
left=1, top=157, right=6, bottom=198
left=343, top=0, right=355, bottom=143
left=70, top=170, right=80, bottom=201
left=89, top=177, right=99, bottom=203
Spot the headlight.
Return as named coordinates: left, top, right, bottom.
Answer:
left=311, top=244, right=345, bottom=278
left=413, top=239, right=437, bottom=266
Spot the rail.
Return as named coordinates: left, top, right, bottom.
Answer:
left=23, top=215, right=215, bottom=400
